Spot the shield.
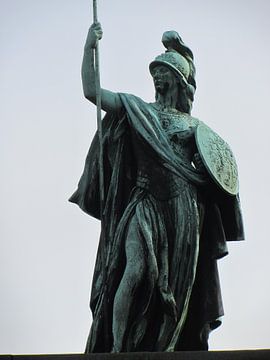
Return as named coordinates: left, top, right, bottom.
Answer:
left=195, top=123, right=239, bottom=195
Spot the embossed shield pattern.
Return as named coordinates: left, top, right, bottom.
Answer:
left=195, top=124, right=239, bottom=195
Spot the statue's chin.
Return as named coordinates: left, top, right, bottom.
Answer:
left=155, top=85, right=167, bottom=96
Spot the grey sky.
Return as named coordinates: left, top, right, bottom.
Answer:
left=1, top=0, right=270, bottom=354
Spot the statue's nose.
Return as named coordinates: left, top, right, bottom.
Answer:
left=154, top=71, right=162, bottom=78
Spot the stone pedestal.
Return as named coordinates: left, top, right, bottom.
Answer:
left=1, top=351, right=270, bottom=360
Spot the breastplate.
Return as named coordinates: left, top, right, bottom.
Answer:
left=131, top=108, right=199, bottom=200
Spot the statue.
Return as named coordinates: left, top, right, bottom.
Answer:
left=69, top=22, right=244, bottom=353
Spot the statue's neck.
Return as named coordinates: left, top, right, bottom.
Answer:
left=155, top=87, right=178, bottom=111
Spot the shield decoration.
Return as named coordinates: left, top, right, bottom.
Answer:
left=195, top=124, right=239, bottom=195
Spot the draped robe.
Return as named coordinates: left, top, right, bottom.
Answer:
left=70, top=93, right=244, bottom=352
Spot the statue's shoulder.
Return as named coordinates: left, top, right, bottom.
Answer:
left=119, top=93, right=148, bottom=108
left=186, top=115, right=201, bottom=128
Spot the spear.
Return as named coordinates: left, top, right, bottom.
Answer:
left=93, top=0, right=104, bottom=220
left=92, top=0, right=111, bottom=350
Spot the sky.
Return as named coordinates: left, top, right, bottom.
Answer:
left=1, top=0, right=270, bottom=354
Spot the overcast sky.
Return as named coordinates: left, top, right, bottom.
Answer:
left=1, top=0, right=270, bottom=354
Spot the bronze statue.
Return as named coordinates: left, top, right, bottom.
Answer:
left=70, top=22, right=244, bottom=353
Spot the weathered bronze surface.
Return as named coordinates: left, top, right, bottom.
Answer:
left=70, top=23, right=244, bottom=353
left=196, top=124, right=239, bottom=195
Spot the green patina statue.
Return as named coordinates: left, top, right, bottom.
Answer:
left=70, top=23, right=244, bottom=353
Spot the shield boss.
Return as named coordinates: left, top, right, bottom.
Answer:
left=195, top=124, right=239, bottom=195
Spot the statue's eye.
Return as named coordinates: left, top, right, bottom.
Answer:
left=159, top=68, right=167, bottom=73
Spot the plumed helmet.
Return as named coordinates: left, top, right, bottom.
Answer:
left=149, top=31, right=195, bottom=87
left=150, top=51, right=190, bottom=84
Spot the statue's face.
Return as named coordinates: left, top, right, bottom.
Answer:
left=151, top=65, right=177, bottom=95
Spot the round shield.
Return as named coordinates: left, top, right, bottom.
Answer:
left=195, top=123, right=239, bottom=195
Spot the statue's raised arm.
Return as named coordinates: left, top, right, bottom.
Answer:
left=82, top=23, right=122, bottom=113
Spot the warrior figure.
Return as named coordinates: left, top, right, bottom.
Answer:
left=70, top=23, right=244, bottom=352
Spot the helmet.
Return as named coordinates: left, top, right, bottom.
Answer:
left=149, top=50, right=190, bottom=84
left=149, top=31, right=195, bottom=85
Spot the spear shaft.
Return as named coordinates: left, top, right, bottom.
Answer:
left=93, top=0, right=104, bottom=219
left=92, top=0, right=111, bottom=350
